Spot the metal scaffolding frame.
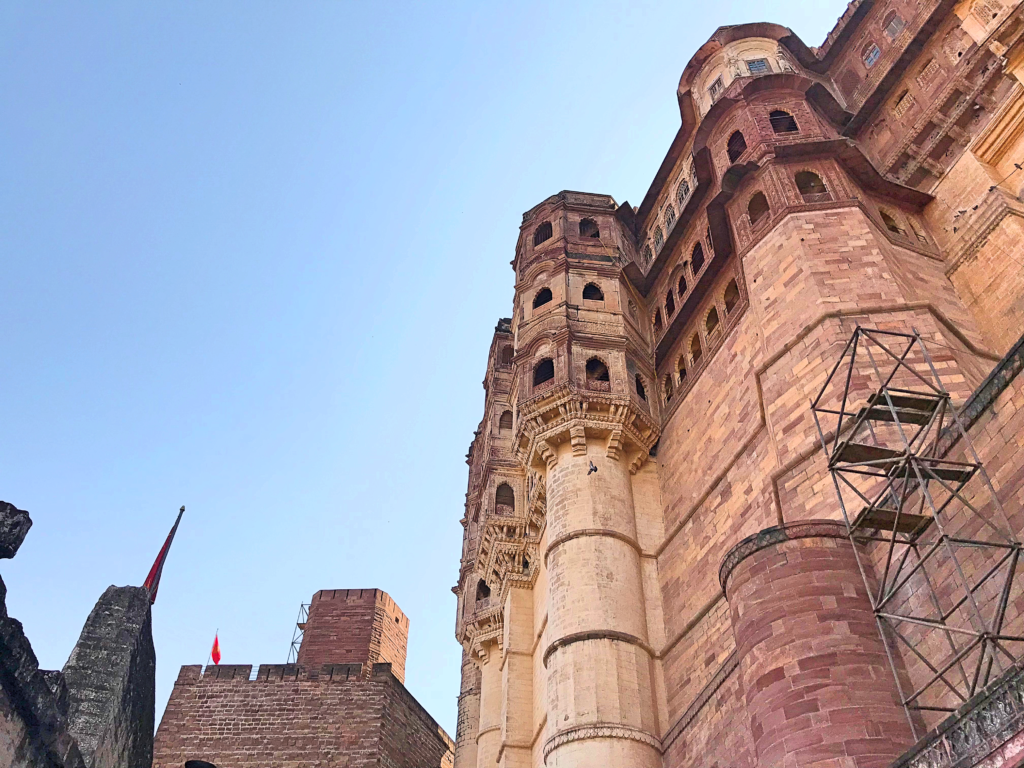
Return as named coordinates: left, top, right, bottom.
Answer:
left=287, top=602, right=310, bottom=664
left=811, top=327, right=1022, bottom=738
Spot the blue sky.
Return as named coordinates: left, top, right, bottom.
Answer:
left=1, top=0, right=848, bottom=734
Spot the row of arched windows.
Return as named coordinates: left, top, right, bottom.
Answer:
left=742, top=170, right=834, bottom=231
left=653, top=237, right=710, bottom=337
left=532, top=282, right=604, bottom=311
left=663, top=278, right=741, bottom=404
left=725, top=110, right=800, bottom=164
left=532, top=218, right=602, bottom=247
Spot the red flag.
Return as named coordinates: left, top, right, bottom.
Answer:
left=211, top=634, right=221, bottom=665
left=143, top=506, right=185, bottom=605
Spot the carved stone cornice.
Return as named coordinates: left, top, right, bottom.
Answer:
left=542, top=723, right=661, bottom=760
left=513, top=383, right=660, bottom=472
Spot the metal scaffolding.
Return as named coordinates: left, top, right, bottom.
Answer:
left=811, top=327, right=1022, bottom=738
left=287, top=602, right=310, bottom=664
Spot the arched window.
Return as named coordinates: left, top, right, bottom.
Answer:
left=677, top=178, right=691, bottom=204
left=706, top=225, right=714, bottom=253
left=534, top=221, right=553, bottom=245
left=533, top=358, right=554, bottom=386
left=880, top=210, right=904, bottom=234
left=691, top=334, right=703, bottom=365
left=185, top=762, right=218, bottom=768
left=500, top=346, right=514, bottom=366
left=706, top=307, right=720, bottom=335
left=476, top=579, right=491, bottom=602
left=496, top=483, right=515, bottom=511
left=585, top=357, right=610, bottom=389
left=499, top=410, right=513, bottom=431
left=769, top=110, right=798, bottom=133
left=748, top=192, right=770, bottom=226
left=908, top=218, right=927, bottom=243
left=692, top=242, right=706, bottom=273
left=579, top=218, right=600, bottom=238
left=724, top=279, right=740, bottom=314
left=654, top=226, right=665, bottom=250
left=666, top=290, right=676, bottom=317
left=795, top=171, right=830, bottom=203
left=640, top=245, right=653, bottom=267
left=727, top=131, right=747, bottom=163
left=634, top=374, right=647, bottom=402
left=678, top=356, right=688, bottom=384
left=862, top=42, right=881, bottom=68
left=663, top=374, right=674, bottom=403
left=664, top=204, right=676, bottom=229
left=582, top=283, right=604, bottom=301
left=653, top=310, right=664, bottom=335
left=678, top=271, right=688, bottom=296
left=533, top=288, right=553, bottom=309
left=883, top=11, right=906, bottom=38
left=627, top=300, right=638, bottom=320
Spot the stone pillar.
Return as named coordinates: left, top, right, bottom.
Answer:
left=454, top=649, right=481, bottom=768
left=500, top=588, right=533, bottom=768
left=542, top=443, right=661, bottom=768
left=719, top=521, right=915, bottom=768
left=476, top=643, right=502, bottom=768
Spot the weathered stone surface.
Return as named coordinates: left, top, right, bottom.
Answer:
left=0, top=575, right=88, bottom=768
left=63, top=586, right=154, bottom=768
left=0, top=502, right=31, bottom=560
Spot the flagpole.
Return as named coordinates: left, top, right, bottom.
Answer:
left=205, top=628, right=218, bottom=670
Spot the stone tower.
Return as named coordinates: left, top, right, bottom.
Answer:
left=454, top=4, right=1024, bottom=768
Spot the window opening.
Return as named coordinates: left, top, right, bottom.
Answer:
left=664, top=204, right=676, bottom=229
left=706, top=307, right=720, bottom=335
left=883, top=11, right=906, bottom=38
left=708, top=76, right=725, bottom=102
left=748, top=192, right=770, bottom=226
left=747, top=58, right=771, bottom=75
left=664, top=375, right=674, bottom=402
left=582, top=282, right=604, bottom=301
left=533, top=288, right=553, bottom=309
left=691, top=334, right=703, bottom=364
left=724, top=279, right=740, bottom=314
left=499, top=411, right=513, bottom=431
left=653, top=310, right=664, bottom=334
left=666, top=291, right=676, bottom=316
left=863, top=42, right=881, bottom=68
left=678, top=357, right=688, bottom=383
left=880, top=210, right=904, bottom=235
left=533, top=358, right=554, bottom=386
left=769, top=110, right=798, bottom=133
left=692, top=242, right=706, bottom=273
left=795, top=171, right=830, bottom=203
left=579, top=218, right=600, bottom=238
left=585, top=357, right=610, bottom=387
left=727, top=131, right=747, bottom=163
left=533, top=222, right=552, bottom=245
left=677, top=178, right=691, bottom=203
left=476, top=579, right=491, bottom=601
left=495, top=483, right=515, bottom=511
left=678, top=271, right=688, bottom=296
left=634, top=374, right=647, bottom=401
left=654, top=226, right=665, bottom=250
left=500, top=346, right=514, bottom=366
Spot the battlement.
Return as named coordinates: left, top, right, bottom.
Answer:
left=174, top=662, right=396, bottom=684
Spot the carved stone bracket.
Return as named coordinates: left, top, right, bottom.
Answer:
left=570, top=425, right=587, bottom=456
left=607, top=427, right=624, bottom=460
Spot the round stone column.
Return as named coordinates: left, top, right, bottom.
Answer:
left=720, top=521, right=914, bottom=768
left=542, top=442, right=661, bottom=768
left=476, top=644, right=502, bottom=768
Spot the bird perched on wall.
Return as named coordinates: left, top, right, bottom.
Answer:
left=588, top=461, right=598, bottom=475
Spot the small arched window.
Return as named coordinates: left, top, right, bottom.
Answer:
left=666, top=291, right=676, bottom=317
left=769, top=110, right=798, bottom=134
left=499, top=410, right=513, bottom=431
left=748, top=192, right=770, bottom=226
left=678, top=357, right=688, bottom=383
left=533, top=358, right=554, bottom=386
left=534, top=222, right=553, bottom=246
left=665, top=205, right=676, bottom=229
left=795, top=171, right=830, bottom=203
left=880, top=210, right=904, bottom=235
left=627, top=300, right=638, bottom=320
left=692, top=242, right=706, bottom=273
left=533, top=288, right=553, bottom=309
left=500, top=346, right=514, bottom=366
left=678, top=271, right=688, bottom=297
left=883, top=11, right=905, bottom=38
left=653, top=310, right=664, bottom=335
left=677, top=178, right=691, bottom=204
left=663, top=375, right=674, bottom=403
left=476, top=579, right=491, bottom=602
left=634, top=374, right=647, bottom=402
left=654, top=226, right=665, bottom=250
left=706, top=307, right=720, bottom=336
left=640, top=245, right=653, bottom=267
left=579, top=218, right=600, bottom=238
left=691, top=334, right=703, bottom=365
left=724, top=279, right=740, bottom=314
left=585, top=357, right=610, bottom=388
left=862, top=42, right=882, bottom=68
left=582, top=283, right=604, bottom=301
left=496, top=483, right=515, bottom=511
left=727, top=131, right=747, bottom=163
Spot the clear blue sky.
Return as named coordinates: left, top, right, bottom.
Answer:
left=1, top=0, right=848, bottom=734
